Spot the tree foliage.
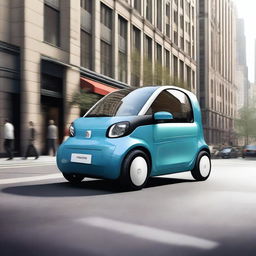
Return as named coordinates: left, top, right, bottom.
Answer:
left=131, top=50, right=189, bottom=89
left=71, top=90, right=102, bottom=114
left=235, top=105, right=256, bottom=144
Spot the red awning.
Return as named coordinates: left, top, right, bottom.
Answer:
left=80, top=77, right=118, bottom=96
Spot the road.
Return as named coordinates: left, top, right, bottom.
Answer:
left=0, top=157, right=256, bottom=256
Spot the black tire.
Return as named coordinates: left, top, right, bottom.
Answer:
left=191, top=151, right=211, bottom=181
left=119, top=149, right=150, bottom=191
left=63, top=173, right=84, bottom=184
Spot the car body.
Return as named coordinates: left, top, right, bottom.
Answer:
left=57, top=86, right=211, bottom=190
left=219, top=147, right=238, bottom=159
left=242, top=145, right=256, bottom=158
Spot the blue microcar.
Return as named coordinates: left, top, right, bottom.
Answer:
left=57, top=86, right=211, bottom=190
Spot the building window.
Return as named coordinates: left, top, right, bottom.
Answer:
left=180, top=14, right=184, bottom=30
left=118, top=16, right=127, bottom=83
left=165, top=49, right=170, bottom=74
left=133, top=0, right=141, bottom=13
left=44, top=0, right=60, bottom=47
left=146, top=0, right=152, bottom=22
left=186, top=65, right=191, bottom=88
left=157, top=0, right=162, bottom=31
left=166, top=2, right=170, bottom=37
left=174, top=10, right=178, bottom=25
left=81, top=0, right=92, bottom=12
left=81, top=0, right=92, bottom=69
left=173, top=55, right=178, bottom=81
left=179, top=60, right=184, bottom=83
left=131, top=26, right=141, bottom=86
left=101, top=41, right=112, bottom=77
left=100, top=4, right=112, bottom=77
left=81, top=30, right=92, bottom=69
left=180, top=36, right=184, bottom=50
left=155, top=43, right=162, bottom=85
left=174, top=31, right=178, bottom=46
left=144, top=35, right=152, bottom=61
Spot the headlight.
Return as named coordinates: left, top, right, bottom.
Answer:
left=108, top=122, right=130, bottom=138
left=69, top=123, right=75, bottom=137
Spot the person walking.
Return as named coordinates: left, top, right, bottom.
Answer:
left=4, top=119, right=14, bottom=160
left=23, top=121, right=39, bottom=160
left=47, top=120, right=58, bottom=156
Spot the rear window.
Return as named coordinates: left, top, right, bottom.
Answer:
left=245, top=145, right=256, bottom=150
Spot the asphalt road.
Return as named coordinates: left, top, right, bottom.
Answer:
left=0, top=157, right=256, bottom=256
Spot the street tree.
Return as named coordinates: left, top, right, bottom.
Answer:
left=235, top=105, right=256, bottom=145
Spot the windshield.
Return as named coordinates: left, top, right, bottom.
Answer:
left=85, top=87, right=158, bottom=117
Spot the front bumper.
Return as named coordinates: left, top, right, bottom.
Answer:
left=56, top=137, right=120, bottom=179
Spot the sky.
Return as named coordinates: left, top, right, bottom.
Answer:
left=234, top=0, right=256, bottom=83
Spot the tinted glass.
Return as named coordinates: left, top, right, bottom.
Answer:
left=245, top=145, right=256, bottom=150
left=146, top=89, right=193, bottom=122
left=222, top=148, right=231, bottom=153
left=85, top=87, right=157, bottom=117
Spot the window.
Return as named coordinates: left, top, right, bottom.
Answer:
left=101, top=4, right=112, bottom=77
left=86, top=87, right=157, bottom=117
left=146, top=90, right=193, bottom=122
left=144, top=35, right=152, bottom=61
left=44, top=0, right=60, bottom=47
left=146, top=0, right=152, bottom=22
left=157, top=0, right=162, bottom=31
left=166, top=3, right=170, bottom=37
left=101, top=41, right=112, bottom=77
left=81, top=30, right=92, bottom=69
left=81, top=0, right=92, bottom=12
left=134, top=0, right=141, bottom=13
left=173, top=55, right=178, bottom=80
left=81, top=0, right=92, bottom=69
left=118, top=16, right=127, bottom=82
left=131, top=26, right=141, bottom=86
left=165, top=49, right=170, bottom=74
left=174, top=10, right=178, bottom=25
left=179, top=60, right=184, bottom=82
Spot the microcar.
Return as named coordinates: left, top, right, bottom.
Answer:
left=57, top=86, right=211, bottom=190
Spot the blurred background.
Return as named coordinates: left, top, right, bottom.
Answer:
left=0, top=0, right=256, bottom=157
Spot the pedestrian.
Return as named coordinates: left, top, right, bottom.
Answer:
left=23, top=121, right=39, bottom=160
left=47, top=120, right=58, bottom=156
left=3, top=119, right=14, bottom=160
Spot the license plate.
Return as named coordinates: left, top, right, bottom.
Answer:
left=71, top=153, right=92, bottom=164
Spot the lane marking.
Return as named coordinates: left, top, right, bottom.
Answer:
left=0, top=173, right=62, bottom=185
left=77, top=217, right=219, bottom=250
left=0, top=163, right=55, bottom=169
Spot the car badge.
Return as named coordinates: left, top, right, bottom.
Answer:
left=85, top=130, right=92, bottom=138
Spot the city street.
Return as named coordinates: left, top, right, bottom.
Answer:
left=0, top=157, right=256, bottom=256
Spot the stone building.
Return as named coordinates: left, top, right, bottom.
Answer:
left=0, top=0, right=197, bottom=156
left=198, top=0, right=237, bottom=145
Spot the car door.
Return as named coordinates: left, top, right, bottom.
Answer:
left=146, top=89, right=198, bottom=174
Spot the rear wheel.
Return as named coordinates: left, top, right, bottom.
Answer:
left=63, top=173, right=84, bottom=184
left=119, top=150, right=150, bottom=190
left=191, top=151, right=211, bottom=181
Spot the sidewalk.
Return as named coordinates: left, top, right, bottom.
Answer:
left=0, top=156, right=56, bottom=168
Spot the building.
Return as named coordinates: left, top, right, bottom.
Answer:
left=236, top=18, right=249, bottom=110
left=198, top=0, right=237, bottom=146
left=0, top=0, right=197, bottom=156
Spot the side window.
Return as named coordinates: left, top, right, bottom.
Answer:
left=146, top=89, right=194, bottom=122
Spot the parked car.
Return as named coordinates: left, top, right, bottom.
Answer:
left=219, top=147, right=238, bottom=159
left=57, top=86, right=211, bottom=190
left=242, top=145, right=256, bottom=158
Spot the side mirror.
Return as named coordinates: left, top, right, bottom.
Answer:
left=154, top=111, right=174, bottom=121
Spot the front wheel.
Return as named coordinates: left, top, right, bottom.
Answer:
left=119, top=150, right=150, bottom=190
left=63, top=173, right=84, bottom=184
left=191, top=151, right=211, bottom=181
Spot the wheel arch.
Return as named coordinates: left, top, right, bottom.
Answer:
left=122, top=145, right=153, bottom=175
